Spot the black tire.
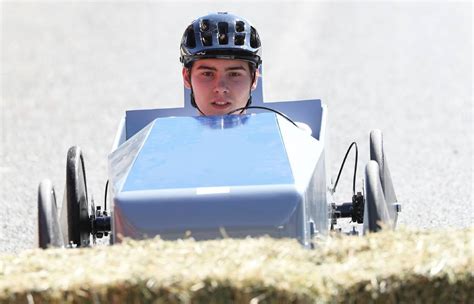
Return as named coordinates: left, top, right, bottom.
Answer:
left=363, top=161, right=393, bottom=233
left=369, top=129, right=399, bottom=226
left=38, top=180, right=64, bottom=248
left=65, top=146, right=91, bottom=247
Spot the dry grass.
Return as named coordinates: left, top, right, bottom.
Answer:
left=0, top=227, right=472, bottom=303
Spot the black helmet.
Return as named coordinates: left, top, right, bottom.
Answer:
left=180, top=12, right=262, bottom=68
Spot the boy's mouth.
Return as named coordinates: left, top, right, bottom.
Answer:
left=211, top=101, right=232, bottom=109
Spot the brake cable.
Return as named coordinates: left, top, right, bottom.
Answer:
left=331, top=142, right=358, bottom=196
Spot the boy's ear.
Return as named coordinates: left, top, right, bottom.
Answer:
left=182, top=68, right=192, bottom=89
left=251, top=69, right=260, bottom=91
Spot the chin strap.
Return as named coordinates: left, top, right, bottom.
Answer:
left=239, top=71, right=257, bottom=114
left=190, top=90, right=206, bottom=116
left=188, top=70, right=207, bottom=116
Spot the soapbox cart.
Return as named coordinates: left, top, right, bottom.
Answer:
left=37, top=93, right=400, bottom=249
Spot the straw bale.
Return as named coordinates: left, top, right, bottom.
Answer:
left=0, top=227, right=472, bottom=303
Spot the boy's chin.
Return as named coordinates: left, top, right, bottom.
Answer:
left=197, top=103, right=248, bottom=116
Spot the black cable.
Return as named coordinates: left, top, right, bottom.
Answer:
left=332, top=142, right=358, bottom=195
left=103, top=180, right=109, bottom=212
left=227, top=106, right=299, bottom=128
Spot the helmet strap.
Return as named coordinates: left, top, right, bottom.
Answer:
left=236, top=69, right=257, bottom=114
left=187, top=68, right=207, bottom=116
left=190, top=89, right=206, bottom=116
left=246, top=95, right=252, bottom=107
left=241, top=70, right=257, bottom=112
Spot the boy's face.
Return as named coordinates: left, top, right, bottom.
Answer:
left=183, top=58, right=258, bottom=116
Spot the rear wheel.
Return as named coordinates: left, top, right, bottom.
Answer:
left=65, top=146, right=91, bottom=247
left=38, top=180, right=64, bottom=248
left=363, top=161, right=393, bottom=233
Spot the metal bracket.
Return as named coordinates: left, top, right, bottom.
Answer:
left=393, top=202, right=402, bottom=213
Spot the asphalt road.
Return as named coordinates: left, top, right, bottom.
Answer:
left=1, top=1, right=472, bottom=253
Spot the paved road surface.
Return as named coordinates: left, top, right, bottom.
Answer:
left=1, top=1, right=472, bottom=252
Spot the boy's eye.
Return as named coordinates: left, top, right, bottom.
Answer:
left=202, top=71, right=213, bottom=77
left=229, top=72, right=242, bottom=77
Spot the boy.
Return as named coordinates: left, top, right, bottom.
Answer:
left=180, top=12, right=262, bottom=116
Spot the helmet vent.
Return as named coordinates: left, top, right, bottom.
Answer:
left=200, top=19, right=210, bottom=32
left=201, top=31, right=212, bottom=46
left=218, top=22, right=229, bottom=45
left=185, top=25, right=196, bottom=48
left=250, top=26, right=260, bottom=48
left=234, top=33, right=245, bottom=46
left=235, top=21, right=245, bottom=32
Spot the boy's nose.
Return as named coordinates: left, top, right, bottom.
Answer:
left=213, top=77, right=229, bottom=94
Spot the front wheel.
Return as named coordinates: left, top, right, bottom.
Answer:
left=65, top=146, right=91, bottom=247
